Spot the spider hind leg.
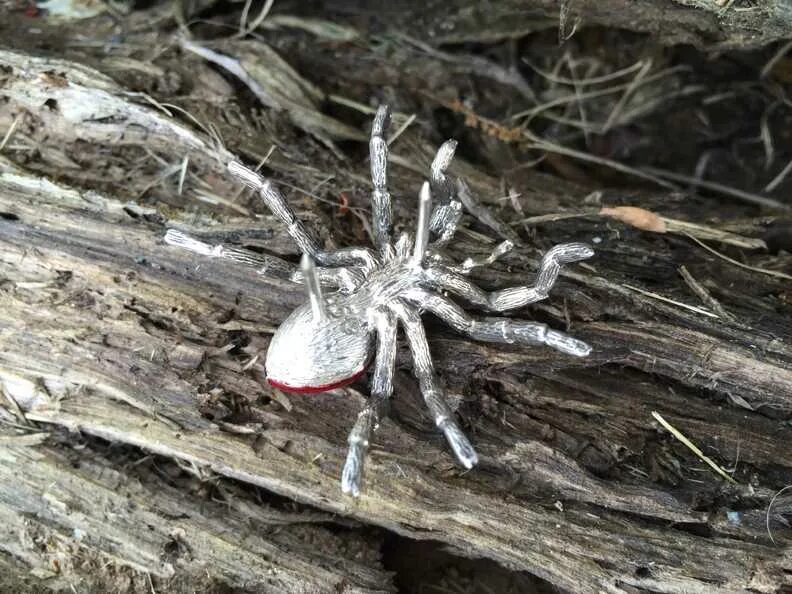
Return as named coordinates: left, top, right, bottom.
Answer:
left=390, top=301, right=479, bottom=470
left=341, top=309, right=397, bottom=497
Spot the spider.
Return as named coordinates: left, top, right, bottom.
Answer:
left=164, top=105, right=593, bottom=496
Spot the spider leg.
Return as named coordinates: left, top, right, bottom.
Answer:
left=341, top=309, right=397, bottom=497
left=164, top=230, right=361, bottom=291
left=227, top=161, right=379, bottom=273
left=389, top=300, right=478, bottom=469
left=428, top=139, right=465, bottom=245
left=292, top=266, right=364, bottom=293
left=458, top=240, right=514, bottom=273
left=429, top=199, right=462, bottom=247
left=424, top=242, right=594, bottom=311
left=403, top=289, right=591, bottom=357
left=429, top=139, right=457, bottom=204
left=228, top=161, right=321, bottom=256
left=370, top=105, right=393, bottom=251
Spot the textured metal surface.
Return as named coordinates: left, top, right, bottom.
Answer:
left=342, top=309, right=397, bottom=496
left=265, top=300, right=372, bottom=391
left=424, top=242, right=595, bottom=311
left=369, top=104, right=392, bottom=251
left=165, top=106, right=594, bottom=495
left=429, top=139, right=457, bottom=204
left=391, top=300, right=479, bottom=469
left=164, top=229, right=293, bottom=279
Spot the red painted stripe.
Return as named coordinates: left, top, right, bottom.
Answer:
left=267, top=367, right=367, bottom=394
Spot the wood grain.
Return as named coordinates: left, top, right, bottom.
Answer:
left=1, top=30, right=791, bottom=593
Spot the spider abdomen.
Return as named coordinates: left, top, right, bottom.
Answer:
left=265, top=301, right=373, bottom=394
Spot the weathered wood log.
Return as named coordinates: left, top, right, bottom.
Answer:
left=0, top=434, right=391, bottom=592
left=374, top=0, right=792, bottom=49
left=1, top=7, right=792, bottom=591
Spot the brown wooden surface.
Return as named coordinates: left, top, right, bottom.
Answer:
left=1, top=3, right=792, bottom=592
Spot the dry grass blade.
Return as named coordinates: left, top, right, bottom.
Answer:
left=0, top=114, right=22, bottom=153
left=623, top=284, right=719, bottom=318
left=177, top=155, right=189, bottom=196
left=0, top=432, right=49, bottom=447
left=641, top=166, right=789, bottom=210
left=181, top=38, right=280, bottom=109
left=522, top=57, right=648, bottom=86
left=398, top=33, right=536, bottom=101
left=602, top=58, right=653, bottom=132
left=526, top=138, right=677, bottom=189
left=759, top=103, right=777, bottom=170
left=0, top=385, right=29, bottom=425
left=510, top=207, right=764, bottom=250
left=766, top=485, right=792, bottom=545
left=511, top=66, right=688, bottom=123
left=764, top=156, right=792, bottom=192
left=761, top=39, right=792, bottom=79
left=182, top=39, right=364, bottom=149
left=652, top=411, right=738, bottom=485
left=327, top=94, right=376, bottom=115
left=263, top=15, right=360, bottom=42
left=686, top=234, right=792, bottom=281
left=600, top=205, right=766, bottom=249
left=678, top=266, right=735, bottom=321
left=194, top=189, right=252, bottom=216
left=387, top=113, right=417, bottom=147
left=509, top=212, right=594, bottom=226
left=236, top=0, right=275, bottom=39
left=662, top=218, right=766, bottom=250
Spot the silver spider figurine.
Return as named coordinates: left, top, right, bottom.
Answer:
left=165, top=105, right=593, bottom=496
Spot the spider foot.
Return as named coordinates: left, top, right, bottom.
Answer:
left=341, top=441, right=366, bottom=497
left=547, top=242, right=595, bottom=264
left=341, top=409, right=375, bottom=497
left=439, top=418, right=479, bottom=469
left=508, top=321, right=592, bottom=357
left=545, top=329, right=591, bottom=357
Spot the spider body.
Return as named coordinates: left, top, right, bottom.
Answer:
left=165, top=105, right=593, bottom=496
left=265, top=236, right=452, bottom=392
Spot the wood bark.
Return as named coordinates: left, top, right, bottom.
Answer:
left=1, top=5, right=792, bottom=592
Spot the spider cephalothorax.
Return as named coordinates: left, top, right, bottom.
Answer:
left=165, top=105, right=593, bottom=495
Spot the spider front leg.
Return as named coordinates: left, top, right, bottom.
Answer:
left=164, top=230, right=361, bottom=291
left=404, top=289, right=591, bottom=357
left=227, top=161, right=379, bottom=274
left=164, top=229, right=293, bottom=278
left=425, top=242, right=594, bottom=311
left=370, top=105, right=393, bottom=251
left=342, top=309, right=397, bottom=497
left=389, top=300, right=479, bottom=469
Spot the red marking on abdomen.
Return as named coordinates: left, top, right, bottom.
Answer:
left=267, top=367, right=367, bottom=394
